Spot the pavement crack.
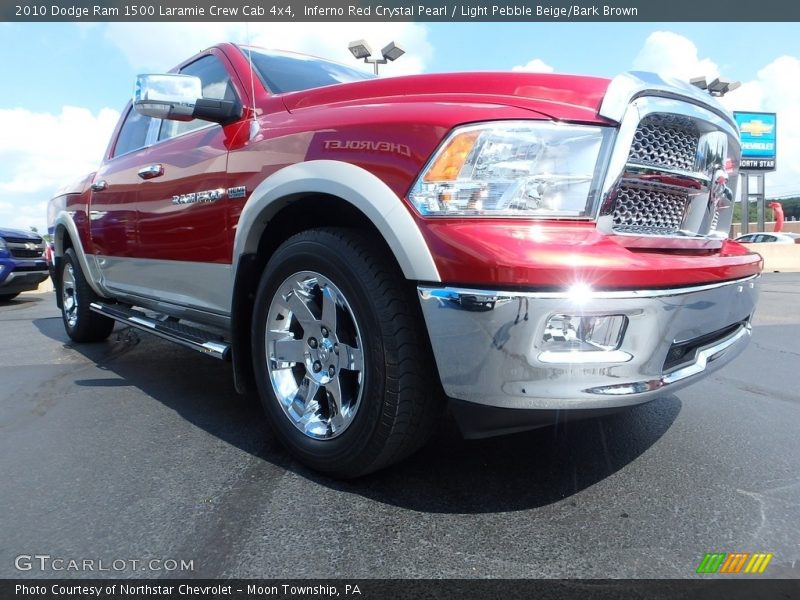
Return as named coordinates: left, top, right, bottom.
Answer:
left=752, top=340, right=800, bottom=358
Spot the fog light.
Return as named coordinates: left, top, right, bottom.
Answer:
left=539, top=314, right=630, bottom=364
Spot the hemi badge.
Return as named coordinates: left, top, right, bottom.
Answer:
left=228, top=186, right=247, bottom=199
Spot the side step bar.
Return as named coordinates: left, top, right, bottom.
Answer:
left=89, top=302, right=230, bottom=360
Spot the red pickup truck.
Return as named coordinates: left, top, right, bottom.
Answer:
left=48, top=43, right=761, bottom=477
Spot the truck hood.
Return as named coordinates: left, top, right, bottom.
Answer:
left=280, top=72, right=612, bottom=123
left=0, top=227, right=42, bottom=240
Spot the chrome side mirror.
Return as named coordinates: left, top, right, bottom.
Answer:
left=133, top=74, right=201, bottom=121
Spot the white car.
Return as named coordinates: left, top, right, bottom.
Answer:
left=735, top=232, right=799, bottom=244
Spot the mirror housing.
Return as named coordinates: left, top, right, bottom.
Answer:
left=134, top=74, right=201, bottom=121
left=133, top=74, right=242, bottom=125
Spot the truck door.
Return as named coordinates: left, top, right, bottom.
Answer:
left=89, top=106, right=152, bottom=281
left=132, top=50, right=247, bottom=315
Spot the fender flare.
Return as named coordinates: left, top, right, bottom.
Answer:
left=232, top=160, right=441, bottom=283
left=53, top=212, right=107, bottom=298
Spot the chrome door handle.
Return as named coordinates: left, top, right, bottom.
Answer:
left=138, top=164, right=164, bottom=180
left=91, top=180, right=107, bottom=191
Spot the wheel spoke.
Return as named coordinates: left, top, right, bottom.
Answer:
left=273, top=338, right=307, bottom=364
left=286, top=286, right=317, bottom=325
left=338, top=343, right=363, bottom=372
left=321, top=284, right=337, bottom=333
left=325, top=376, right=347, bottom=434
left=302, top=377, right=321, bottom=406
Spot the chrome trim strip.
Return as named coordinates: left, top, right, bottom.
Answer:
left=538, top=349, right=632, bottom=364
left=664, top=323, right=748, bottom=383
left=3, top=271, right=49, bottom=279
left=585, top=323, right=750, bottom=395
left=419, top=274, right=758, bottom=302
left=599, top=71, right=736, bottom=128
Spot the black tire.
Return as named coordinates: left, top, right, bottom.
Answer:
left=251, top=228, right=442, bottom=478
left=0, top=293, right=19, bottom=302
left=59, top=248, right=115, bottom=342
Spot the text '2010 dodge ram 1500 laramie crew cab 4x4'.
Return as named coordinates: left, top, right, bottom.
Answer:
left=48, top=44, right=761, bottom=477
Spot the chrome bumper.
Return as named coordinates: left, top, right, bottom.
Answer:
left=418, top=276, right=758, bottom=411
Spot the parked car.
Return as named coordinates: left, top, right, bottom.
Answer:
left=47, top=45, right=761, bottom=477
left=0, top=227, right=49, bottom=302
left=735, top=232, right=798, bottom=244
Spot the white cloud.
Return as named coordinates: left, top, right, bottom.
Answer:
left=0, top=106, right=119, bottom=232
left=632, top=31, right=719, bottom=82
left=511, top=58, right=554, bottom=73
left=104, top=22, right=432, bottom=76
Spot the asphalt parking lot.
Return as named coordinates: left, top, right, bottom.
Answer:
left=1, top=274, right=798, bottom=579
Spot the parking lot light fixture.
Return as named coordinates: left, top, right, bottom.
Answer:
left=348, top=39, right=405, bottom=75
left=348, top=40, right=372, bottom=60
left=690, top=75, right=741, bottom=97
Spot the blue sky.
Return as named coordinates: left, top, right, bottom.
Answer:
left=1, top=21, right=799, bottom=231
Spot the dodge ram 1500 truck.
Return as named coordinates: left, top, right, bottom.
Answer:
left=48, top=44, right=761, bottom=477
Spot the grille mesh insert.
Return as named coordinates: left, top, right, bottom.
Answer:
left=612, top=186, right=688, bottom=234
left=628, top=114, right=700, bottom=171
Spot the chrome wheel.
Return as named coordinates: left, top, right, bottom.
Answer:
left=265, top=271, right=364, bottom=440
left=62, top=263, right=78, bottom=328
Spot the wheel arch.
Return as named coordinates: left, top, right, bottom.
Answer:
left=232, top=160, right=440, bottom=283
left=52, top=213, right=107, bottom=305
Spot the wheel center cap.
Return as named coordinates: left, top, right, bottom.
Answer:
left=318, top=337, right=334, bottom=363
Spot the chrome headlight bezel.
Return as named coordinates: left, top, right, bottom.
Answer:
left=407, top=120, right=614, bottom=220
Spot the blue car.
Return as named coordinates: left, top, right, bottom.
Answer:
left=0, top=227, right=49, bottom=302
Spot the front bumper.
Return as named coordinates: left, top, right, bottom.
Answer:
left=418, top=275, right=758, bottom=415
left=0, top=269, right=49, bottom=294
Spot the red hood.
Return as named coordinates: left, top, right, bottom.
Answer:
left=278, top=72, right=613, bottom=124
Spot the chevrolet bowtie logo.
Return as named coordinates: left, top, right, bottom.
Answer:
left=740, top=120, right=774, bottom=137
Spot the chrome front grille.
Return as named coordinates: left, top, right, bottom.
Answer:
left=612, top=186, right=687, bottom=234
left=597, top=74, right=741, bottom=244
left=3, top=238, right=45, bottom=259
left=627, top=114, right=700, bottom=171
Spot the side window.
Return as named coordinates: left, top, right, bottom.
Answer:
left=113, top=106, right=152, bottom=157
left=158, top=54, right=237, bottom=141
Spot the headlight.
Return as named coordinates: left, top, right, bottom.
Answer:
left=408, top=121, right=611, bottom=218
left=0, top=237, right=7, bottom=251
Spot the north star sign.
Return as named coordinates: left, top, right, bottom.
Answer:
left=734, top=111, right=777, bottom=171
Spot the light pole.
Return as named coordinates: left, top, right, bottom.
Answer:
left=348, top=39, right=405, bottom=75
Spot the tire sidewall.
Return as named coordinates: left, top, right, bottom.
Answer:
left=59, top=248, right=113, bottom=342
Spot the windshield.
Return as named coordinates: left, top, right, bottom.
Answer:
left=237, top=46, right=375, bottom=94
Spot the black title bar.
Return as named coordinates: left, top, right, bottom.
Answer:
left=4, top=0, right=800, bottom=21
left=3, top=579, right=800, bottom=600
